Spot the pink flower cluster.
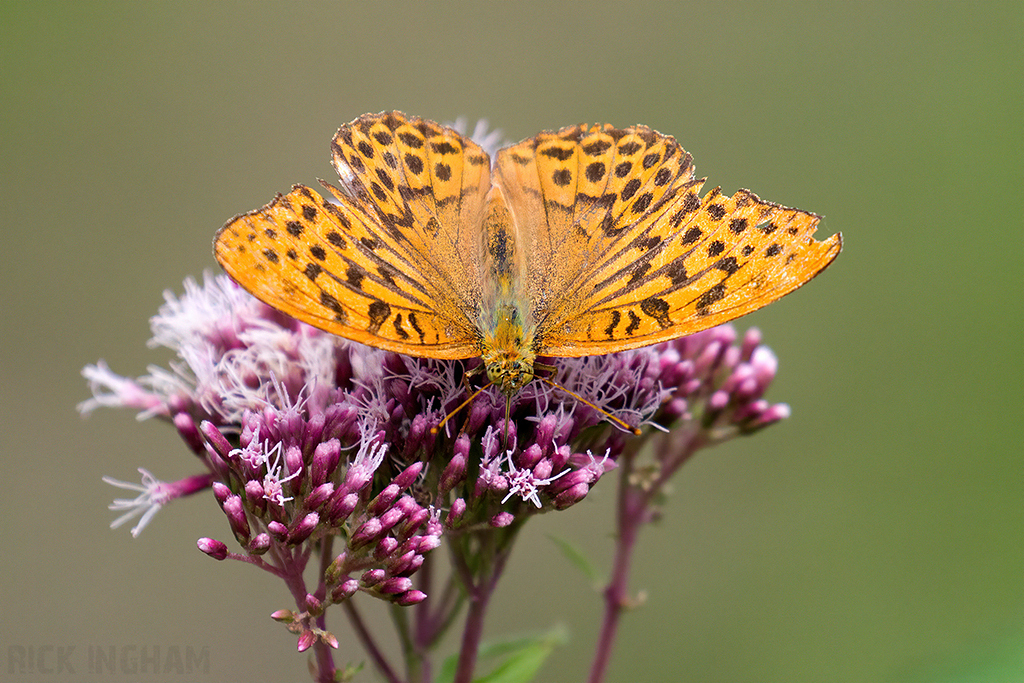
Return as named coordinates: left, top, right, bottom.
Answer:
left=82, top=273, right=791, bottom=647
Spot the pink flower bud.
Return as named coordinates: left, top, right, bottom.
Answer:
left=311, top=439, right=341, bottom=487
left=267, top=521, right=288, bottom=542
left=360, top=569, right=385, bottom=587
left=380, top=577, right=412, bottom=595
left=396, top=590, right=427, bottom=606
left=288, top=512, right=319, bottom=544
left=305, top=483, right=334, bottom=511
left=212, top=482, right=231, bottom=505
left=197, top=537, right=227, bottom=560
left=296, top=630, right=316, bottom=652
left=200, top=421, right=233, bottom=460
left=173, top=412, right=205, bottom=455
left=248, top=533, right=271, bottom=555
left=490, top=512, right=514, bottom=528
left=553, top=482, right=591, bottom=509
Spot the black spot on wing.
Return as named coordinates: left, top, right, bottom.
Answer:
left=408, top=312, right=425, bottom=344
left=639, top=297, right=671, bottom=328
left=604, top=310, right=621, bottom=339
left=624, top=310, right=640, bottom=335
left=367, top=301, right=390, bottom=334
left=541, top=146, right=574, bottom=161
left=320, top=291, right=346, bottom=322
left=393, top=314, right=410, bottom=340
left=681, top=227, right=702, bottom=245
left=695, top=283, right=726, bottom=312
left=586, top=162, right=606, bottom=182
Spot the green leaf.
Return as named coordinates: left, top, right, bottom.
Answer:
left=547, top=533, right=603, bottom=587
left=437, top=625, right=568, bottom=683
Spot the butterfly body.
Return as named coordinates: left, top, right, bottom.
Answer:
left=215, top=111, right=841, bottom=403
left=476, top=186, right=539, bottom=394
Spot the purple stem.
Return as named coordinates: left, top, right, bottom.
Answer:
left=451, top=531, right=515, bottom=683
left=343, top=599, right=402, bottom=683
left=279, top=548, right=338, bottom=683
left=312, top=540, right=336, bottom=683
left=587, top=456, right=643, bottom=683
left=587, top=430, right=705, bottom=683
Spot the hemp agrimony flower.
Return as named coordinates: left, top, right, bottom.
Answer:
left=82, top=272, right=792, bottom=682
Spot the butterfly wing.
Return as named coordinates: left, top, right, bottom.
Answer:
left=215, top=111, right=489, bottom=359
left=494, top=124, right=842, bottom=356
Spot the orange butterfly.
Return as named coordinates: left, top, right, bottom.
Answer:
left=215, top=111, right=840, bottom=403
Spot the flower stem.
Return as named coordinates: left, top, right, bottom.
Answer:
left=587, top=455, right=643, bottom=683
left=451, top=527, right=516, bottom=683
left=343, top=599, right=402, bottom=683
left=588, top=429, right=706, bottom=683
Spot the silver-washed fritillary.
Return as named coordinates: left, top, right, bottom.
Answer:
left=215, top=111, right=841, bottom=397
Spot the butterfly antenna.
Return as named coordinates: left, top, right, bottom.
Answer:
left=538, top=376, right=642, bottom=436
left=431, top=382, right=494, bottom=435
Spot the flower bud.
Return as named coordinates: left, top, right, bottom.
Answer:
left=334, top=579, right=359, bottom=601
left=305, top=594, right=323, bottom=616
left=288, top=512, right=319, bottom=545
left=248, top=533, right=271, bottom=555
left=311, top=439, right=341, bottom=487
left=350, top=517, right=383, bottom=549
left=305, top=483, right=334, bottom=511
left=368, top=484, right=401, bottom=517
left=392, top=461, right=424, bottom=491
left=296, top=630, right=316, bottom=652
left=445, top=498, right=467, bottom=528
left=396, top=590, right=427, bottom=606
left=197, top=537, right=228, bottom=560
left=173, top=412, right=205, bottom=455
left=303, top=412, right=325, bottom=448
left=374, top=537, right=399, bottom=560
left=490, top=512, right=514, bottom=528
left=327, top=491, right=360, bottom=525
left=553, top=482, right=591, bottom=509
left=244, top=480, right=267, bottom=516
left=223, top=495, right=250, bottom=544
left=360, top=569, right=385, bottom=587
left=200, top=421, right=233, bottom=460
left=439, top=454, right=467, bottom=496
left=267, top=520, right=288, bottom=542
left=379, top=577, right=412, bottom=595
left=212, top=482, right=231, bottom=505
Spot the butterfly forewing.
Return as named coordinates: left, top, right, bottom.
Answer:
left=496, top=123, right=841, bottom=356
left=538, top=186, right=841, bottom=355
left=330, top=113, right=492, bottom=315
left=214, top=112, right=493, bottom=359
left=495, top=124, right=698, bottom=332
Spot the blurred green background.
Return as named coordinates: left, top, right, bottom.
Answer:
left=2, top=2, right=1020, bottom=681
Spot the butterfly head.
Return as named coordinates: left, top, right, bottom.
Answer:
left=482, top=350, right=536, bottom=396
left=479, top=304, right=538, bottom=395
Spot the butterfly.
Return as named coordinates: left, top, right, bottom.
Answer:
left=215, top=111, right=841, bottom=409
